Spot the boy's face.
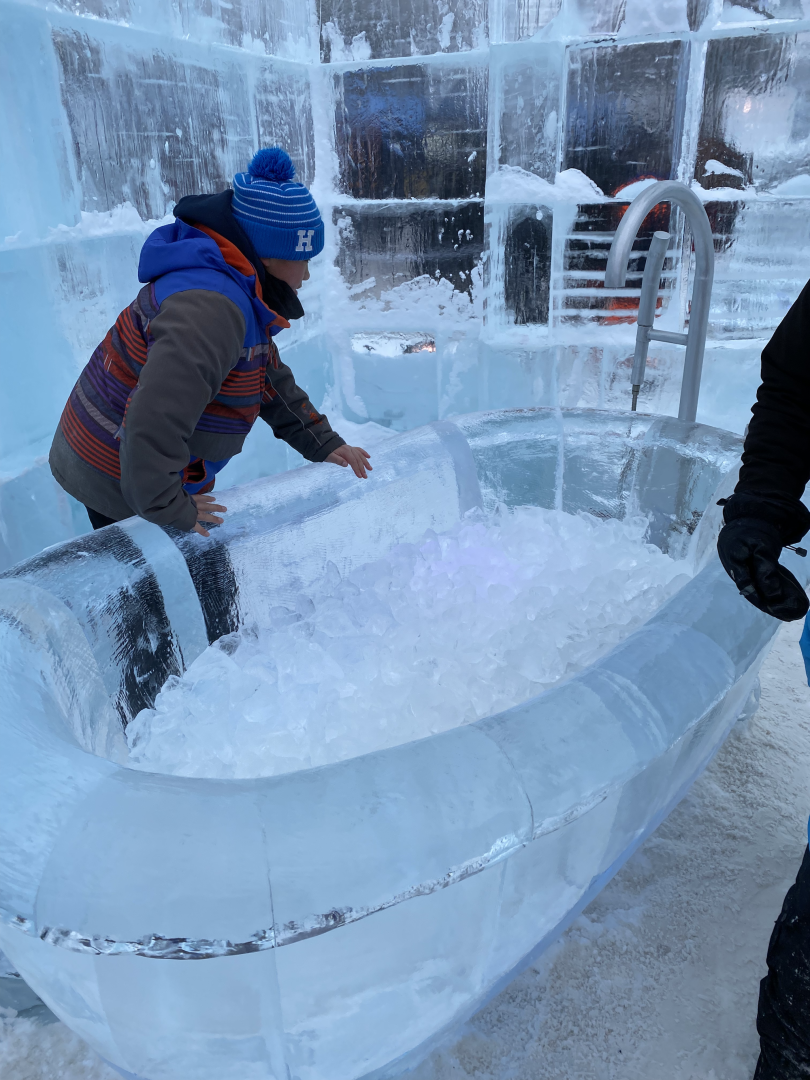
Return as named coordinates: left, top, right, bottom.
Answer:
left=261, top=257, right=310, bottom=293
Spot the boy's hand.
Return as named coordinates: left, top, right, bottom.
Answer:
left=192, top=492, right=227, bottom=537
left=326, top=445, right=372, bottom=479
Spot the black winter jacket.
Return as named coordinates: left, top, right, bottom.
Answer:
left=726, top=279, right=810, bottom=540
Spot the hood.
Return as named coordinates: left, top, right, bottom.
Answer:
left=173, top=191, right=264, bottom=285
left=172, top=190, right=304, bottom=321
left=138, top=218, right=250, bottom=288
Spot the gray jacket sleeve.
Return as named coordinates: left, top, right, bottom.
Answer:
left=119, top=290, right=245, bottom=531
left=260, top=341, right=345, bottom=462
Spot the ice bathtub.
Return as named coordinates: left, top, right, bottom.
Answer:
left=0, top=408, right=799, bottom=1080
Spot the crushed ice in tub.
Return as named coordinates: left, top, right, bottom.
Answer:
left=125, top=506, right=691, bottom=779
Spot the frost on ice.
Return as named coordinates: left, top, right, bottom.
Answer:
left=126, top=506, right=691, bottom=779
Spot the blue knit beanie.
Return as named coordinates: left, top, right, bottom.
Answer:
left=232, top=148, right=324, bottom=261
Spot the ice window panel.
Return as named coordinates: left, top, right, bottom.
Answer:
left=47, top=0, right=133, bottom=19
left=334, top=62, right=488, bottom=200
left=504, top=206, right=553, bottom=326
left=318, top=0, right=488, bottom=62
left=569, top=0, right=628, bottom=34
left=254, top=63, right=315, bottom=187
left=696, top=32, right=810, bottom=193
left=494, top=44, right=562, bottom=180
left=706, top=199, right=810, bottom=337
left=687, top=0, right=714, bottom=27
left=498, top=0, right=562, bottom=42
left=46, top=0, right=311, bottom=57
left=620, top=0, right=691, bottom=33
left=333, top=201, right=484, bottom=297
left=346, top=347, right=440, bottom=429
left=185, top=0, right=313, bottom=55
left=352, top=333, right=436, bottom=355
left=720, top=0, right=806, bottom=21
left=563, top=40, right=690, bottom=197
left=559, top=202, right=674, bottom=326
left=52, top=30, right=254, bottom=219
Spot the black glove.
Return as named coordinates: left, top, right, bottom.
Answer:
left=717, top=493, right=810, bottom=622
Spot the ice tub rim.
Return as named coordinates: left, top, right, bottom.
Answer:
left=0, top=406, right=753, bottom=803
left=0, top=407, right=786, bottom=963
left=3, top=404, right=740, bottom=787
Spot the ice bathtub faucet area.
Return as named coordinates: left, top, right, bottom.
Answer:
left=0, top=406, right=803, bottom=1080
left=604, top=179, right=716, bottom=420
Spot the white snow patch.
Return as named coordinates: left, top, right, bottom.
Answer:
left=720, top=2, right=769, bottom=22
left=438, top=12, right=455, bottom=49
left=3, top=203, right=173, bottom=250
left=351, top=331, right=435, bottom=357
left=704, top=158, right=746, bottom=179
left=321, top=20, right=349, bottom=59
left=619, top=0, right=690, bottom=33
left=350, top=31, right=371, bottom=61
left=347, top=276, right=377, bottom=297
left=769, top=173, right=810, bottom=198
left=125, top=507, right=689, bottom=779
left=691, top=174, right=810, bottom=202
left=0, top=1010, right=117, bottom=1080
left=691, top=179, right=756, bottom=202
left=613, top=177, right=661, bottom=200
left=486, top=166, right=606, bottom=205
left=486, top=169, right=681, bottom=207
left=343, top=267, right=482, bottom=322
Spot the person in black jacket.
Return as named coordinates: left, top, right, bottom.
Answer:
left=717, top=280, right=810, bottom=1078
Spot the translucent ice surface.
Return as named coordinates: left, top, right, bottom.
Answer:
left=333, top=61, right=488, bottom=200
left=0, top=409, right=795, bottom=1080
left=127, top=507, right=690, bottom=779
left=697, top=31, right=810, bottom=192
left=319, top=0, right=487, bottom=61
left=564, top=40, right=689, bottom=198
left=8, top=0, right=810, bottom=579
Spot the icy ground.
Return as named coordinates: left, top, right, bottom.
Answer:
left=126, top=507, right=689, bottom=779
left=3, top=620, right=808, bottom=1079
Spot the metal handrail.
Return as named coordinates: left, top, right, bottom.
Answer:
left=604, top=180, right=715, bottom=423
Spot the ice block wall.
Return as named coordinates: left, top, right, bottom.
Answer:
left=325, top=0, right=810, bottom=436
left=2, top=0, right=810, bottom=568
left=0, top=0, right=326, bottom=567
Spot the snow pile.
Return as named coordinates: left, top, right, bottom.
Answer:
left=3, top=203, right=173, bottom=250
left=126, top=507, right=691, bottom=779
left=485, top=166, right=607, bottom=205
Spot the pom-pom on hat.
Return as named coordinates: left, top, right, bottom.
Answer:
left=231, top=147, right=324, bottom=262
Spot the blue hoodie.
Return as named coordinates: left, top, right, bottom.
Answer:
left=137, top=219, right=282, bottom=349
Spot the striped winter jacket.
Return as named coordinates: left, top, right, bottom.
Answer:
left=50, top=209, right=344, bottom=531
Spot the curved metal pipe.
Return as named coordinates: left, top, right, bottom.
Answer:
left=630, top=230, right=670, bottom=412
left=604, top=180, right=715, bottom=423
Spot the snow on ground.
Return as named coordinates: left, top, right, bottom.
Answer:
left=0, top=1017, right=116, bottom=1080
left=2, top=621, right=809, bottom=1080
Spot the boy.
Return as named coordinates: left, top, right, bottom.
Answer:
left=50, top=147, right=370, bottom=536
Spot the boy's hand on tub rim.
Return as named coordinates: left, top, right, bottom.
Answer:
left=192, top=492, right=227, bottom=537
left=327, top=445, right=372, bottom=479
